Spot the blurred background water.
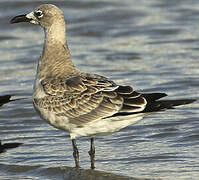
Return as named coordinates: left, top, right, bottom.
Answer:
left=0, top=0, right=199, bottom=179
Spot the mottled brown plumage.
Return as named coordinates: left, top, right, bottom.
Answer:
left=34, top=74, right=146, bottom=125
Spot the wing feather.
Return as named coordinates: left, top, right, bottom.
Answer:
left=34, top=74, right=147, bottom=125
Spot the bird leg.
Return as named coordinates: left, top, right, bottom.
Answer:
left=72, top=139, right=80, bottom=168
left=88, top=137, right=95, bottom=169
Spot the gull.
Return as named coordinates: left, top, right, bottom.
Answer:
left=10, top=4, right=195, bottom=169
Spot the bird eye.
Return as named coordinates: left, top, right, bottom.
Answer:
left=34, top=10, right=43, bottom=18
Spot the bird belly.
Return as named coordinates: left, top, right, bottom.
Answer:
left=70, top=113, right=147, bottom=139
left=33, top=101, right=148, bottom=139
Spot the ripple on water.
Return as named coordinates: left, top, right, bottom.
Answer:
left=0, top=0, right=199, bottom=179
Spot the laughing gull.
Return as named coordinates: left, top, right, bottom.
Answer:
left=10, top=4, right=195, bottom=169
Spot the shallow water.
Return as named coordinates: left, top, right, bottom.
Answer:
left=1, top=0, right=199, bottom=179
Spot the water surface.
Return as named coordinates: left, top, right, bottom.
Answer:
left=1, top=0, right=199, bottom=179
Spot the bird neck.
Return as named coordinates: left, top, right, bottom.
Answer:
left=37, top=23, right=79, bottom=79
left=45, top=21, right=67, bottom=45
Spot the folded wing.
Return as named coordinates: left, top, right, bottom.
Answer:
left=34, top=74, right=147, bottom=125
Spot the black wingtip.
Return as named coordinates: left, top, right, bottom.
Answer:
left=142, top=93, right=167, bottom=101
left=167, top=99, right=197, bottom=106
left=144, top=98, right=196, bottom=112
